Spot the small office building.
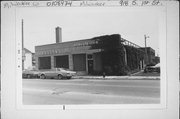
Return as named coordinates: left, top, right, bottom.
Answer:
left=23, top=48, right=33, bottom=70
left=35, top=27, right=145, bottom=75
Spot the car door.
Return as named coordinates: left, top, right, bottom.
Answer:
left=43, top=70, right=51, bottom=78
left=50, top=68, right=58, bottom=77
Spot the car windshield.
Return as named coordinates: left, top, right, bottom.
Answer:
left=154, top=63, right=160, bottom=67
left=57, top=68, right=71, bottom=71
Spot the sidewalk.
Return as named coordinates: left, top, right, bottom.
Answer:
left=73, top=75, right=160, bottom=80
left=73, top=70, right=160, bottom=80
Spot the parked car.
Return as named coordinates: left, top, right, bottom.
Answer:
left=22, top=69, right=40, bottom=78
left=151, top=63, right=160, bottom=73
left=144, top=63, right=160, bottom=73
left=38, top=68, right=76, bottom=79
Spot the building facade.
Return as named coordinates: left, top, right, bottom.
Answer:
left=35, top=33, right=145, bottom=75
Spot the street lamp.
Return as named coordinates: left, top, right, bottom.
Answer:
left=144, top=35, right=150, bottom=65
left=22, top=19, right=25, bottom=70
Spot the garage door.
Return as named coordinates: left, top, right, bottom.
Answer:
left=73, top=54, right=86, bottom=71
left=38, top=57, right=51, bottom=69
left=55, top=55, right=69, bottom=68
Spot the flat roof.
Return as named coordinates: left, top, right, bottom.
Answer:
left=36, top=34, right=121, bottom=48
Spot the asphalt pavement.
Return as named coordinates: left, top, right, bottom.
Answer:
left=23, top=77, right=160, bottom=105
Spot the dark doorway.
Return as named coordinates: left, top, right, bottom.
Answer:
left=55, top=55, right=69, bottom=68
left=38, top=57, right=51, bottom=69
left=88, top=60, right=94, bottom=74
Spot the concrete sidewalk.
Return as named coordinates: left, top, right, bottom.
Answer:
left=73, top=75, right=160, bottom=80
left=73, top=70, right=160, bottom=80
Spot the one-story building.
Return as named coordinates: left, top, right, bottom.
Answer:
left=35, top=27, right=146, bottom=75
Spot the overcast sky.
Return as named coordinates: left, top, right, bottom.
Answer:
left=16, top=7, right=160, bottom=55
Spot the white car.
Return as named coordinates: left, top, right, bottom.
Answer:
left=151, top=63, right=160, bottom=73
left=144, top=63, right=160, bottom=73
left=38, top=68, right=76, bottom=79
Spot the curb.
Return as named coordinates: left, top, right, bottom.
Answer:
left=73, top=76, right=160, bottom=80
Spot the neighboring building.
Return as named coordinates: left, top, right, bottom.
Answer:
left=35, top=27, right=145, bottom=75
left=32, top=53, right=36, bottom=67
left=153, top=56, right=160, bottom=64
left=140, top=47, right=156, bottom=65
left=23, top=48, right=33, bottom=70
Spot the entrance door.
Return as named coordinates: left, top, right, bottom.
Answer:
left=88, top=60, right=93, bottom=74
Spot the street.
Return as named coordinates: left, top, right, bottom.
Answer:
left=23, top=77, right=160, bottom=105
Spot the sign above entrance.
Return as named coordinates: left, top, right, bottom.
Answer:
left=73, top=40, right=99, bottom=47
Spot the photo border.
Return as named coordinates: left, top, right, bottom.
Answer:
left=2, top=1, right=179, bottom=119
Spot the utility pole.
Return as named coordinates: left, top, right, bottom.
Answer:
left=22, top=19, right=25, bottom=70
left=144, top=35, right=150, bottom=65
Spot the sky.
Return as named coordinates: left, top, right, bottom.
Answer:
left=16, top=7, right=160, bottom=55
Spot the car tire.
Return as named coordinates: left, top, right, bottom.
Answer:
left=40, top=74, right=46, bottom=79
left=27, top=74, right=31, bottom=79
left=58, top=74, right=63, bottom=79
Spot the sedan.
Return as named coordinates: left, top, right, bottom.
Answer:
left=22, top=69, right=40, bottom=78
left=38, top=68, right=76, bottom=79
left=144, top=63, right=160, bottom=73
left=151, top=63, right=160, bottom=73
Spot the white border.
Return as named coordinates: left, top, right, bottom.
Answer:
left=2, top=1, right=179, bottom=119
